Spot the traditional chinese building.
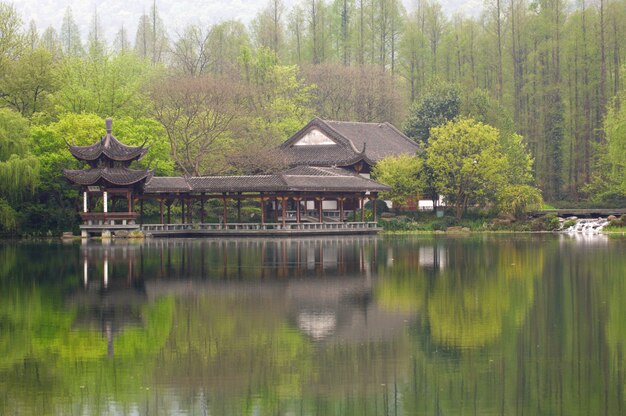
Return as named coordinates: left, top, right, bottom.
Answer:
left=64, top=118, right=152, bottom=237
left=280, top=118, right=421, bottom=176
left=65, top=118, right=402, bottom=238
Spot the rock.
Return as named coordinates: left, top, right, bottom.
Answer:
left=567, top=216, right=578, bottom=221
left=61, top=232, right=74, bottom=239
left=462, top=227, right=471, bottom=232
left=497, top=213, right=516, bottom=222
left=380, top=212, right=395, bottom=219
left=447, top=226, right=469, bottom=233
left=114, top=230, right=130, bottom=238
left=608, top=215, right=617, bottom=221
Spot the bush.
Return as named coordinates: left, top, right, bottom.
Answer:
left=531, top=214, right=561, bottom=231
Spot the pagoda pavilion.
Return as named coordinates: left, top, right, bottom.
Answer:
left=64, top=118, right=152, bottom=237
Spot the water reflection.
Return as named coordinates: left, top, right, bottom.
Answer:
left=0, top=235, right=625, bottom=415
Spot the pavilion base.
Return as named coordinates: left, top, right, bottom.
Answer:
left=141, top=222, right=381, bottom=238
left=80, top=224, right=141, bottom=238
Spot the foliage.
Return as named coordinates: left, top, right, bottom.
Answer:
left=404, top=82, right=461, bottom=144
left=0, top=109, right=39, bottom=230
left=497, top=184, right=544, bottom=219
left=52, top=51, right=159, bottom=118
left=372, top=154, right=424, bottom=209
left=426, top=118, right=508, bottom=220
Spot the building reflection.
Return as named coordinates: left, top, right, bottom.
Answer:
left=71, top=237, right=425, bottom=350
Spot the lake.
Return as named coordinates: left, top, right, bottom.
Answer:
left=1, top=234, right=625, bottom=415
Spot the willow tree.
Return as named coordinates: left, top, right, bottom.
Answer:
left=0, top=109, right=40, bottom=231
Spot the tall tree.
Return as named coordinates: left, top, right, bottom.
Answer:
left=59, top=7, right=84, bottom=57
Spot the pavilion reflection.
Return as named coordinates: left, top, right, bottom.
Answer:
left=72, top=237, right=419, bottom=347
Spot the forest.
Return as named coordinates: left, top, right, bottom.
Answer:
left=0, top=0, right=624, bottom=234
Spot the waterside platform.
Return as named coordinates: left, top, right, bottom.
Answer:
left=141, top=222, right=381, bottom=237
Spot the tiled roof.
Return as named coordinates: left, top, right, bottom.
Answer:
left=142, top=167, right=390, bottom=194
left=69, top=133, right=149, bottom=163
left=280, top=118, right=420, bottom=167
left=64, top=167, right=152, bottom=186
left=324, top=120, right=420, bottom=162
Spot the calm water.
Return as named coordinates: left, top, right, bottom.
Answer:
left=1, top=234, right=625, bottom=415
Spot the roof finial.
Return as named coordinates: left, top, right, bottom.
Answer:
left=105, top=118, right=112, bottom=134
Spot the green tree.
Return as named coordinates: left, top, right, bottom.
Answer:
left=372, top=154, right=424, bottom=210
left=404, top=82, right=461, bottom=144
left=426, top=118, right=507, bottom=219
left=52, top=51, right=158, bottom=118
left=0, top=109, right=39, bottom=231
left=0, top=48, right=57, bottom=116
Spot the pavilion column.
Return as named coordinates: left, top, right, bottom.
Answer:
left=371, top=193, right=378, bottom=222
left=103, top=191, right=108, bottom=213
left=181, top=198, right=185, bottom=224
left=338, top=197, right=345, bottom=222
left=166, top=200, right=172, bottom=224
left=237, top=198, right=242, bottom=223
left=260, top=196, right=266, bottom=225
left=222, top=195, right=228, bottom=225
left=140, top=198, right=144, bottom=226
left=274, top=198, right=279, bottom=223
left=127, top=191, right=132, bottom=213
left=280, top=196, right=287, bottom=227
left=316, top=197, right=324, bottom=223
left=200, top=196, right=205, bottom=223
left=83, top=191, right=88, bottom=213
left=159, top=199, right=164, bottom=224
left=187, top=199, right=192, bottom=224
left=360, top=195, right=365, bottom=222
left=294, top=196, right=302, bottom=224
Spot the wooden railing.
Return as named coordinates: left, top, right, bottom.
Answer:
left=141, top=222, right=379, bottom=233
left=80, top=212, right=139, bottom=222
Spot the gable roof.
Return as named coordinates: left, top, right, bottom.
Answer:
left=280, top=118, right=420, bottom=167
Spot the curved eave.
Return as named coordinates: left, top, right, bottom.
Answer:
left=64, top=168, right=153, bottom=187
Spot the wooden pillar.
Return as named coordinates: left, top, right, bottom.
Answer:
left=274, top=198, right=279, bottom=223
left=127, top=191, right=132, bottom=213
left=338, top=197, right=345, bottom=222
left=371, top=194, right=378, bottom=222
left=181, top=198, right=185, bottom=224
left=360, top=196, right=365, bottom=222
left=222, top=195, right=228, bottom=225
left=260, top=196, right=265, bottom=225
left=200, top=196, right=205, bottom=223
left=294, top=196, right=302, bottom=224
left=316, top=197, right=324, bottom=223
left=83, top=191, right=88, bottom=213
left=166, top=200, right=171, bottom=224
left=159, top=199, right=164, bottom=224
left=187, top=199, right=192, bottom=224
left=280, top=196, right=287, bottom=227
left=237, top=198, right=242, bottom=223
left=140, top=198, right=144, bottom=226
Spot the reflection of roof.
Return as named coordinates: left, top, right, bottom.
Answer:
left=64, top=167, right=153, bottom=186
left=69, top=133, right=148, bottom=163
left=143, top=166, right=391, bottom=194
left=280, top=118, right=421, bottom=167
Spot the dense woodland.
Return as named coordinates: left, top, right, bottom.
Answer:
left=0, top=0, right=624, bottom=234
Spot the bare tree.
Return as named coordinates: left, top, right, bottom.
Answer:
left=150, top=75, right=247, bottom=176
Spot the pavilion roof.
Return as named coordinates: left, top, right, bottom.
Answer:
left=63, top=167, right=153, bottom=187
left=142, top=166, right=390, bottom=195
left=68, top=118, right=149, bottom=164
left=279, top=118, right=421, bottom=167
